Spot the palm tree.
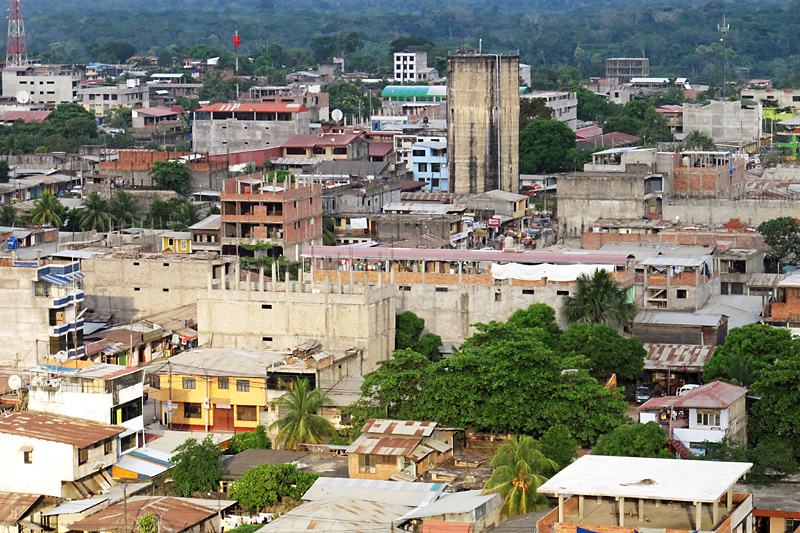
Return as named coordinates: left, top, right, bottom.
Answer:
left=721, top=348, right=760, bottom=387
left=110, top=190, right=139, bottom=230
left=682, top=130, right=715, bottom=151
left=268, top=378, right=336, bottom=450
left=562, top=269, right=638, bottom=329
left=178, top=201, right=200, bottom=228
left=482, top=436, right=558, bottom=518
left=80, top=192, right=111, bottom=231
left=0, top=204, right=17, bottom=227
left=29, top=190, right=63, bottom=227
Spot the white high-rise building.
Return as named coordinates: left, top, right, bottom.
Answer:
left=393, top=52, right=438, bottom=83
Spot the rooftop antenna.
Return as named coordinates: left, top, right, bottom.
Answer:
left=6, top=0, right=27, bottom=67
left=718, top=16, right=729, bottom=99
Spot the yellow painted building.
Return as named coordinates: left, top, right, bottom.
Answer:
left=147, top=347, right=363, bottom=435
left=160, top=231, right=192, bottom=254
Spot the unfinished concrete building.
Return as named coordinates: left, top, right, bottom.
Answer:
left=605, top=57, right=649, bottom=80
left=672, top=151, right=746, bottom=199
left=447, top=53, right=519, bottom=194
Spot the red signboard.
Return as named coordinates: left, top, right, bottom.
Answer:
left=487, top=217, right=501, bottom=227
left=233, top=35, right=240, bottom=47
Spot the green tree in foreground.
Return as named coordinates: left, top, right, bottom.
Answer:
left=269, top=378, right=336, bottom=450
left=228, top=525, right=262, bottom=533
left=30, top=190, right=63, bottom=227
left=0, top=204, right=17, bottom=226
left=560, top=323, right=646, bottom=381
left=562, top=269, right=638, bottom=329
left=703, top=324, right=794, bottom=386
left=110, top=190, right=139, bottom=230
left=696, top=437, right=798, bottom=485
left=538, top=425, right=579, bottom=471
left=228, top=425, right=271, bottom=454
left=149, top=160, right=193, bottom=196
left=758, top=217, right=800, bottom=271
left=593, top=422, right=672, bottom=458
left=170, top=436, right=223, bottom=497
left=228, top=463, right=318, bottom=513
left=482, top=435, right=558, bottom=518
left=519, top=97, right=554, bottom=130
left=395, top=311, right=443, bottom=362
left=135, top=512, right=158, bottom=533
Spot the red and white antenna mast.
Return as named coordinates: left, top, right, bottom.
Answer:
left=6, top=0, right=27, bottom=67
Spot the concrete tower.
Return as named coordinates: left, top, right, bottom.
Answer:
left=6, top=0, right=27, bottom=67
left=447, top=53, right=519, bottom=194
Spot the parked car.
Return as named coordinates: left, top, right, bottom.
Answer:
left=70, top=186, right=82, bottom=196
left=635, top=386, right=651, bottom=403
left=677, top=384, right=700, bottom=396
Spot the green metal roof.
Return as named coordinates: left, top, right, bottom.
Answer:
left=382, top=85, right=447, bottom=98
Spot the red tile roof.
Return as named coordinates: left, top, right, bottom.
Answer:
left=282, top=133, right=362, bottom=148
left=0, top=110, right=51, bottom=123
left=195, top=102, right=308, bottom=113
left=575, top=125, right=603, bottom=139
left=0, top=412, right=124, bottom=448
left=576, top=132, right=639, bottom=150
left=368, top=142, right=393, bottom=158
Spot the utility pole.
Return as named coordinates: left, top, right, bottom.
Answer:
left=123, top=484, right=128, bottom=533
left=233, top=31, right=240, bottom=101
left=718, top=16, right=729, bottom=100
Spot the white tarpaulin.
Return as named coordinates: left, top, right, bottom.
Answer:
left=490, top=262, right=615, bottom=282
left=351, top=217, right=368, bottom=230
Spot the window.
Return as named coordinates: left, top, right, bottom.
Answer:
left=435, top=287, right=448, bottom=292
left=522, top=289, right=535, bottom=295
left=677, top=289, right=687, bottom=299
left=237, top=405, right=257, bottom=421
left=104, top=440, right=113, bottom=454
left=785, top=519, right=800, bottom=533
left=218, top=377, right=229, bottom=389
left=32, top=281, right=50, bottom=297
left=412, top=149, right=425, bottom=157
left=134, top=287, right=140, bottom=291
left=431, top=163, right=441, bottom=173
left=78, top=447, right=89, bottom=465
left=23, top=450, right=32, bottom=464
left=183, top=377, right=196, bottom=389
left=358, top=454, right=376, bottom=473
left=399, top=286, right=411, bottom=292
left=262, top=336, right=273, bottom=342
left=696, top=411, right=720, bottom=427
left=418, top=162, right=428, bottom=172
left=557, top=290, right=570, bottom=296
left=237, top=380, right=250, bottom=392
left=262, top=304, right=272, bottom=310
left=184, top=402, right=201, bottom=419
left=163, top=288, right=169, bottom=292
left=150, top=375, right=161, bottom=389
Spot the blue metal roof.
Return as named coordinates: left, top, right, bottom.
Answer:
left=382, top=85, right=446, bottom=98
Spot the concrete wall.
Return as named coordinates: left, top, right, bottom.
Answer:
left=81, top=254, right=230, bottom=324
left=28, top=382, right=144, bottom=432
left=192, top=111, right=310, bottom=157
left=558, top=173, right=647, bottom=246
left=682, top=101, right=762, bottom=143
left=2, top=71, right=78, bottom=105
left=197, top=278, right=396, bottom=372
left=663, top=198, right=800, bottom=227
left=322, top=182, right=401, bottom=216
left=582, top=229, right=765, bottom=252
left=447, top=54, right=519, bottom=194
left=100, top=150, right=229, bottom=192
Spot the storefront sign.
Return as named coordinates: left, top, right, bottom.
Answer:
left=487, top=216, right=502, bottom=227
left=142, top=328, right=163, bottom=343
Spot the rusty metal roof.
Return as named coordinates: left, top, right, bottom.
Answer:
left=643, top=343, right=715, bottom=372
left=0, top=412, right=124, bottom=448
left=346, top=435, right=420, bottom=457
left=361, top=419, right=437, bottom=436
left=259, top=497, right=412, bottom=532
left=67, top=496, right=215, bottom=533
left=408, top=444, right=434, bottom=462
left=0, top=492, right=41, bottom=526
left=675, top=381, right=748, bottom=408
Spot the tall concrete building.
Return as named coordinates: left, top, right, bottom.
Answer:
left=447, top=53, right=519, bottom=194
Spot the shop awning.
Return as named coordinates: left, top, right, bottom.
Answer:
left=39, top=273, right=69, bottom=286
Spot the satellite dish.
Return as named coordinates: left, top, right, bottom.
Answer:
left=15, top=90, right=30, bottom=104
left=331, top=108, right=343, bottom=122
left=54, top=350, right=68, bottom=364
left=8, top=375, right=21, bottom=390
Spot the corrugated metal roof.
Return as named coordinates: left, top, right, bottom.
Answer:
left=636, top=311, right=724, bottom=327
left=115, top=454, right=168, bottom=477
left=346, top=435, right=420, bottom=457
left=189, top=214, right=221, bottom=231
left=643, top=343, right=715, bottom=371
left=0, top=110, right=51, bottom=123
left=426, top=439, right=452, bottom=453
left=382, top=85, right=447, bottom=97
left=303, top=478, right=445, bottom=507
left=302, top=245, right=633, bottom=266
left=747, top=273, right=787, bottom=287
left=0, top=492, right=41, bottom=525
left=259, top=497, right=412, bottom=532
left=383, top=202, right=467, bottom=214
left=640, top=255, right=711, bottom=267
left=401, top=191, right=470, bottom=203
left=135, top=106, right=179, bottom=117
left=362, top=419, right=437, bottom=436
left=41, top=496, right=108, bottom=516
left=67, top=496, right=216, bottom=533
left=575, top=125, right=603, bottom=139
left=0, top=412, right=124, bottom=448
left=479, top=189, right=528, bottom=202
left=401, top=490, right=499, bottom=519
left=146, top=348, right=294, bottom=378
left=676, top=381, right=748, bottom=408
left=777, top=272, right=800, bottom=287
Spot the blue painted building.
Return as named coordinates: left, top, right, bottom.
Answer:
left=412, top=141, right=448, bottom=191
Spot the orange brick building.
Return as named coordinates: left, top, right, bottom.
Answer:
left=220, top=175, right=322, bottom=260
left=100, top=150, right=228, bottom=190
left=672, top=152, right=746, bottom=199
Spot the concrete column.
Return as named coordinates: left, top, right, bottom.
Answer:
left=558, top=494, right=564, bottom=523
left=259, top=265, right=264, bottom=291
left=746, top=515, right=753, bottom=533
left=458, top=260, right=463, bottom=284
left=421, top=260, right=426, bottom=283
left=579, top=495, right=584, bottom=519
left=639, top=498, right=644, bottom=518
left=655, top=499, right=661, bottom=508
left=619, top=497, right=625, bottom=528
left=727, top=488, right=733, bottom=511
left=713, top=500, right=719, bottom=525
left=271, top=261, right=277, bottom=292
left=695, top=502, right=702, bottom=530
left=337, top=269, right=342, bottom=294
left=285, top=272, right=290, bottom=293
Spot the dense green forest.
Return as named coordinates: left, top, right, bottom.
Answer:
left=15, top=0, right=800, bottom=86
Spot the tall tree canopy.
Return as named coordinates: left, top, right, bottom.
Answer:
left=562, top=269, right=638, bottom=329
left=560, top=323, right=646, bottom=381
left=149, top=161, right=193, bottom=196
left=170, top=436, right=223, bottom=497
left=593, top=422, right=673, bottom=458
left=758, top=217, right=800, bottom=271
left=228, top=464, right=318, bottom=513
left=702, top=324, right=795, bottom=386
left=519, top=120, right=577, bottom=174
left=395, top=311, right=443, bottom=362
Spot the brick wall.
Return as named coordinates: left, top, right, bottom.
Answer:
left=582, top=229, right=765, bottom=251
